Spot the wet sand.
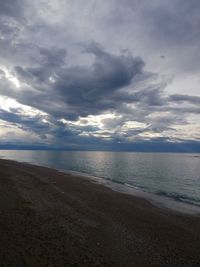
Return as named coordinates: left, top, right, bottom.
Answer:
left=0, top=158, right=200, bottom=267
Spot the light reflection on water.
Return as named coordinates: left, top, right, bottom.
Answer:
left=0, top=150, right=200, bottom=206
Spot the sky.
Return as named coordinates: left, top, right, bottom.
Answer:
left=0, top=0, right=200, bottom=152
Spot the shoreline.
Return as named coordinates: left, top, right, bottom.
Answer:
left=0, top=158, right=200, bottom=266
left=1, top=151, right=200, bottom=216
left=65, top=169, right=200, bottom=216
left=3, top=157, right=200, bottom=216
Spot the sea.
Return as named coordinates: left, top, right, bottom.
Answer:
left=0, top=150, right=200, bottom=214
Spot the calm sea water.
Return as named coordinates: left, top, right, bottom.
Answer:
left=0, top=150, right=200, bottom=207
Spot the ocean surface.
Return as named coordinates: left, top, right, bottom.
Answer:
left=0, top=150, right=200, bottom=209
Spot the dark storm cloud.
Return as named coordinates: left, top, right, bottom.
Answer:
left=0, top=41, right=199, bottom=142
left=14, top=47, right=67, bottom=83
left=2, top=44, right=145, bottom=121
left=51, top=44, right=144, bottom=116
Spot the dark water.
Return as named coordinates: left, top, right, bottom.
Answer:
left=0, top=150, right=200, bottom=207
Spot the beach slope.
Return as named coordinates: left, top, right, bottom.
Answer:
left=0, top=159, right=200, bottom=267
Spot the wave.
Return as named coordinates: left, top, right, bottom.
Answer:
left=73, top=173, right=200, bottom=208
left=64, top=170, right=200, bottom=208
left=33, top=165, right=200, bottom=209
left=155, top=191, right=200, bottom=206
left=123, top=182, right=200, bottom=207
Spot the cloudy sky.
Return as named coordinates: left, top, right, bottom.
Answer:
left=0, top=0, right=200, bottom=151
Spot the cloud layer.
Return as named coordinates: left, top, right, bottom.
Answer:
left=0, top=0, right=200, bottom=151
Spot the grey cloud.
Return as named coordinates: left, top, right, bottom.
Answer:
left=102, top=0, right=200, bottom=74
left=0, top=0, right=200, bottom=148
left=169, top=94, right=200, bottom=105
left=0, top=107, right=76, bottom=144
left=0, top=0, right=25, bottom=51
left=0, top=106, right=101, bottom=145
left=120, top=0, right=200, bottom=47
left=38, top=47, right=67, bottom=67
left=101, top=117, right=125, bottom=129
left=170, top=106, right=200, bottom=115
left=14, top=47, right=67, bottom=83
left=4, top=45, right=145, bottom=120
left=147, top=115, right=186, bottom=133
left=1, top=47, right=199, bottom=143
left=143, top=1, right=200, bottom=45
left=0, top=0, right=25, bottom=19
left=129, top=87, right=166, bottom=106
left=0, top=69, right=5, bottom=77
left=0, top=108, right=50, bottom=136
left=55, top=44, right=144, bottom=100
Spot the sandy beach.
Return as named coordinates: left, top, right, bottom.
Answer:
left=0, top=158, right=200, bottom=267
